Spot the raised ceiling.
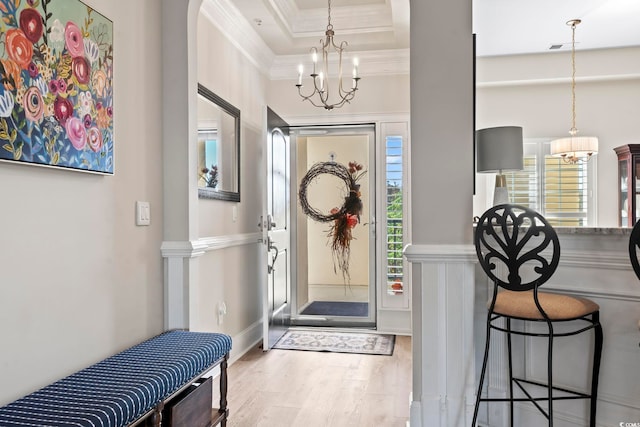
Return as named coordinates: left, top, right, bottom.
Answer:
left=228, top=0, right=640, bottom=57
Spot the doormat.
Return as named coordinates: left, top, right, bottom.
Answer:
left=273, top=329, right=395, bottom=356
left=300, top=301, right=368, bottom=317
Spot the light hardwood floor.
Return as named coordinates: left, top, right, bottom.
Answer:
left=216, top=333, right=412, bottom=427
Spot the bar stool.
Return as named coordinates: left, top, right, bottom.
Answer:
left=628, top=220, right=640, bottom=280
left=472, top=204, right=603, bottom=426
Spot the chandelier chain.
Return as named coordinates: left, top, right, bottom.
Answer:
left=550, top=18, right=597, bottom=165
left=570, top=20, right=577, bottom=135
left=327, top=0, right=332, bottom=30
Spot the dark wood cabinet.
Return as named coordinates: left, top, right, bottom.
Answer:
left=614, top=144, right=640, bottom=226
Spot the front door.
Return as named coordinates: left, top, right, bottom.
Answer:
left=290, top=125, right=377, bottom=327
left=262, top=107, right=291, bottom=350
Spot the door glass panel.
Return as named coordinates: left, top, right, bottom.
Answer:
left=271, top=129, right=287, bottom=229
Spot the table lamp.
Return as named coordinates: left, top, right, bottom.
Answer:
left=476, top=126, right=524, bottom=205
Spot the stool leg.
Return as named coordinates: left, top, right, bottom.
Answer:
left=506, top=318, right=514, bottom=427
left=472, top=313, right=493, bottom=427
left=547, top=323, right=554, bottom=427
left=590, top=313, right=603, bottom=427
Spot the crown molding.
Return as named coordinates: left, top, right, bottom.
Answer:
left=200, top=0, right=407, bottom=80
left=268, top=0, right=391, bottom=37
left=267, top=0, right=297, bottom=35
left=292, top=5, right=391, bottom=36
left=285, top=111, right=409, bottom=126
left=200, top=0, right=275, bottom=74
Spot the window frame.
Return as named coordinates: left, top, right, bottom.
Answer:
left=378, top=122, right=411, bottom=310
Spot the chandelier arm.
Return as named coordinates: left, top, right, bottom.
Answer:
left=320, top=35, right=330, bottom=50
left=297, top=85, right=330, bottom=108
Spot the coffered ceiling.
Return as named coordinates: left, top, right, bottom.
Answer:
left=228, top=0, right=640, bottom=57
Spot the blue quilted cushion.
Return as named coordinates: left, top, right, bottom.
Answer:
left=0, top=330, right=232, bottom=427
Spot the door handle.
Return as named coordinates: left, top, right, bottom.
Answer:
left=267, top=238, right=279, bottom=274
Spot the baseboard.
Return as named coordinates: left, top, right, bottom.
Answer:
left=515, top=402, right=585, bottom=427
left=202, top=320, right=263, bottom=380
left=228, top=320, right=263, bottom=364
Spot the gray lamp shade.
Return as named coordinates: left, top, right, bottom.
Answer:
left=476, top=126, right=524, bottom=173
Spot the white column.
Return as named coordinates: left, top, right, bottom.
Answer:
left=160, top=0, right=203, bottom=331
left=160, top=240, right=206, bottom=330
left=405, top=244, right=477, bottom=427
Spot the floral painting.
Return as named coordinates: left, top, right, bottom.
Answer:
left=0, top=0, right=113, bottom=174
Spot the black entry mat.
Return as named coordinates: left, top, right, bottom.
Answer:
left=300, top=301, right=368, bottom=317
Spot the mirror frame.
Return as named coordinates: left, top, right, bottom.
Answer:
left=197, top=83, right=241, bottom=202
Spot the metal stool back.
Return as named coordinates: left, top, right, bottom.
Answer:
left=472, top=204, right=602, bottom=426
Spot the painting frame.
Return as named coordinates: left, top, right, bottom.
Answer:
left=0, top=0, right=114, bottom=174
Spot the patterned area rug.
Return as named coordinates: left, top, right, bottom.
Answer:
left=273, top=329, right=395, bottom=356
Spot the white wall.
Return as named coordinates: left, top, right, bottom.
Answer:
left=191, top=11, right=267, bottom=341
left=474, top=47, right=640, bottom=226
left=407, top=1, right=475, bottom=425
left=0, top=0, right=164, bottom=405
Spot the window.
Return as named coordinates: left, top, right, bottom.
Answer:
left=380, top=122, right=410, bottom=310
left=385, top=135, right=404, bottom=295
left=505, top=140, right=596, bottom=226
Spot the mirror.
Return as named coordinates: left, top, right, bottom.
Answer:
left=197, top=83, right=240, bottom=202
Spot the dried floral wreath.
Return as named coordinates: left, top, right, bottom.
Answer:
left=298, top=161, right=367, bottom=281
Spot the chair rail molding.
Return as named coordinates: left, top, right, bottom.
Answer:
left=404, top=244, right=477, bottom=427
left=161, top=232, right=262, bottom=330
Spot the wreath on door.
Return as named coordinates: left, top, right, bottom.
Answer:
left=298, top=161, right=366, bottom=281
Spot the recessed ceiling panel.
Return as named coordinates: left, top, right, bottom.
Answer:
left=225, top=0, right=639, bottom=58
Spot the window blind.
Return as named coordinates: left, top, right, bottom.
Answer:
left=505, top=141, right=591, bottom=226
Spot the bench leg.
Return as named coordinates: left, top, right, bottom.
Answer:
left=218, top=353, right=229, bottom=427
left=149, top=402, right=163, bottom=427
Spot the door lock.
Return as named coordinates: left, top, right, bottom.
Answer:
left=267, top=214, right=277, bottom=231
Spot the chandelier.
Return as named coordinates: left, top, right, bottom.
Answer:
left=550, top=19, right=598, bottom=164
left=295, top=0, right=360, bottom=110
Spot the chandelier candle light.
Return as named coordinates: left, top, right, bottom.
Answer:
left=550, top=19, right=598, bottom=164
left=296, top=0, right=360, bottom=110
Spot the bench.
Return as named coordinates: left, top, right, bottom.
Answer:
left=0, top=330, right=232, bottom=427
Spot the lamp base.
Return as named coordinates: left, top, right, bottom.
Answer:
left=493, top=175, right=510, bottom=206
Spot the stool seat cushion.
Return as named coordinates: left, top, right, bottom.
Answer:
left=491, top=290, right=599, bottom=320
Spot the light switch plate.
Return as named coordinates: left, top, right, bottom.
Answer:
left=136, top=201, right=150, bottom=226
